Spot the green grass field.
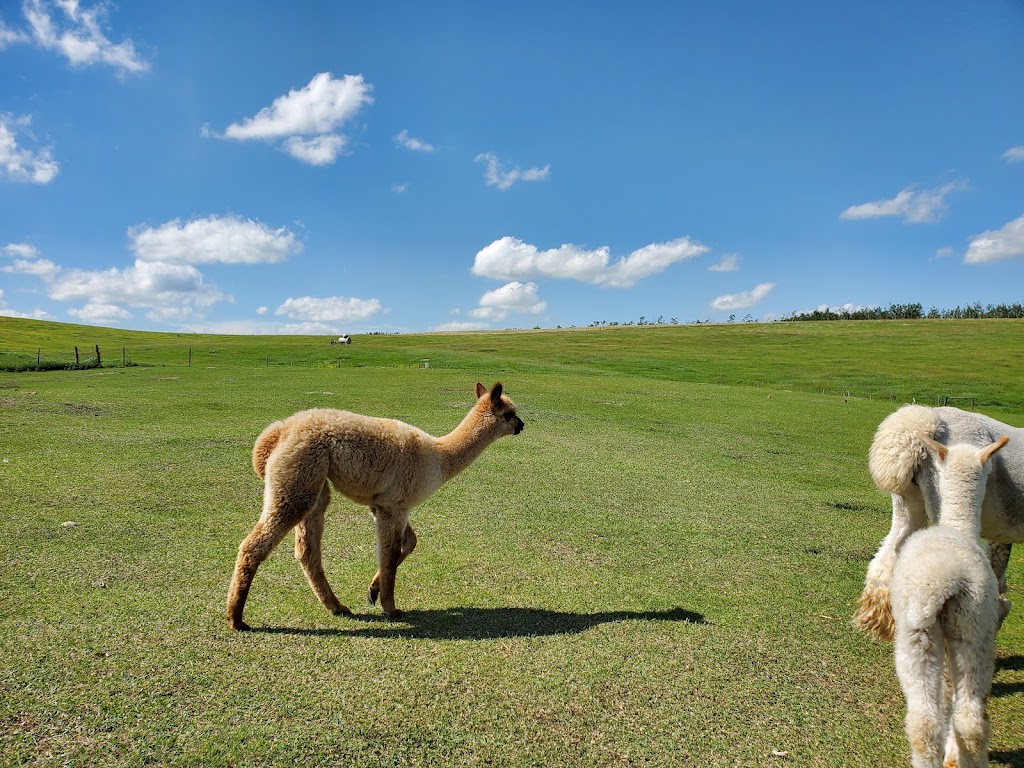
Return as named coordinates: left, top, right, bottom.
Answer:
left=1, top=316, right=1022, bottom=766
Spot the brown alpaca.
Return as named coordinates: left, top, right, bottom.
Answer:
left=227, top=382, right=524, bottom=630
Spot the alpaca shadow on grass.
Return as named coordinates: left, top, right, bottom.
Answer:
left=255, top=606, right=707, bottom=640
left=989, top=749, right=1024, bottom=768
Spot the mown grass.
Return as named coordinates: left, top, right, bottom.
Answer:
left=1, top=317, right=1023, bottom=766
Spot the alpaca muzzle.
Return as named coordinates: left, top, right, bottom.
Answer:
left=513, top=418, right=524, bottom=435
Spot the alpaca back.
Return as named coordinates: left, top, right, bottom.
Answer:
left=252, top=420, right=284, bottom=478
left=891, top=528, right=997, bottom=634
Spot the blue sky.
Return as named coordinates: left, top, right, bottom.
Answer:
left=1, top=1, right=1023, bottom=334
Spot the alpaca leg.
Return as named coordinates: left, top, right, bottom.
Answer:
left=368, top=510, right=408, bottom=618
left=227, top=460, right=328, bottom=630
left=894, top=625, right=946, bottom=768
left=227, top=514, right=298, bottom=631
left=988, top=542, right=1013, bottom=629
left=294, top=483, right=351, bottom=617
left=946, top=633, right=995, bottom=767
left=855, top=492, right=927, bottom=642
left=368, top=522, right=417, bottom=608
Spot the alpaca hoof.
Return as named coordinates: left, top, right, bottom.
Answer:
left=384, top=608, right=404, bottom=620
left=333, top=605, right=353, bottom=617
left=230, top=620, right=251, bottom=632
left=368, top=587, right=379, bottom=606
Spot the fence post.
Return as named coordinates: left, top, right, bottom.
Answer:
left=37, top=348, right=40, bottom=370
left=188, top=348, right=192, bottom=367
left=122, top=347, right=126, bottom=367
left=75, top=346, right=79, bottom=365
left=95, top=344, right=101, bottom=366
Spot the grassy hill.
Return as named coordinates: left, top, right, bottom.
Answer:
left=1, top=316, right=1023, bottom=766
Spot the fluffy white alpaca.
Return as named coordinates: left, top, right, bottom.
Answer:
left=890, top=435, right=1008, bottom=768
left=856, top=405, right=1024, bottom=642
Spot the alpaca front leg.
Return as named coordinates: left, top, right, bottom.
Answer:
left=855, top=492, right=927, bottom=642
left=294, top=484, right=351, bottom=618
left=368, top=512, right=409, bottom=617
left=368, top=522, right=417, bottom=609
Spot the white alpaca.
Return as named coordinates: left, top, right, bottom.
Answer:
left=856, top=405, right=1024, bottom=642
left=891, top=435, right=1008, bottom=768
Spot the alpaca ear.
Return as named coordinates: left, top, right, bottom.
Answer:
left=920, top=433, right=948, bottom=463
left=980, top=435, right=1010, bottom=465
left=475, top=382, right=486, bottom=399
left=489, top=382, right=504, bottom=405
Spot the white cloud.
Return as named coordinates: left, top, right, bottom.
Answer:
left=256, top=305, right=268, bottom=315
left=474, top=152, right=550, bottom=190
left=0, top=287, right=54, bottom=319
left=711, top=282, right=775, bottom=311
left=392, top=182, right=409, bottom=194
left=48, top=259, right=228, bottom=319
left=934, top=246, right=954, bottom=259
left=0, top=17, right=29, bottom=47
left=0, top=114, right=59, bottom=184
left=67, top=302, right=131, bottom=323
left=432, top=320, right=490, bottom=332
left=395, top=129, right=435, bottom=153
left=472, top=235, right=707, bottom=288
left=708, top=253, right=739, bottom=272
left=219, top=73, right=372, bottom=165
left=129, top=215, right=301, bottom=265
left=468, top=281, right=546, bottom=322
left=964, top=214, right=1024, bottom=264
left=4, top=242, right=39, bottom=259
left=275, top=295, right=383, bottom=323
left=2, top=255, right=60, bottom=279
left=19, top=0, right=149, bottom=75
left=840, top=182, right=962, bottom=223
left=1002, top=146, right=1024, bottom=164
left=282, top=134, right=346, bottom=165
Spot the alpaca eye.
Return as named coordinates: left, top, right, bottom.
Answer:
left=503, top=412, right=514, bottom=421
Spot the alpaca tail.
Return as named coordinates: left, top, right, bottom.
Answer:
left=868, top=404, right=942, bottom=495
left=252, top=421, right=284, bottom=478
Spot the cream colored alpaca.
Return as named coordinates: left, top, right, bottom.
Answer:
left=891, top=435, right=1008, bottom=768
left=856, top=405, right=1024, bottom=642
left=227, top=382, right=524, bottom=631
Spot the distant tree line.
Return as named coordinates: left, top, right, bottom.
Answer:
left=783, top=302, right=1024, bottom=322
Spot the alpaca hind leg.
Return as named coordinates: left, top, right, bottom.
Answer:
left=227, top=514, right=299, bottom=631
left=369, top=522, right=417, bottom=608
left=894, top=625, right=946, bottom=768
left=855, top=492, right=927, bottom=641
left=368, top=511, right=409, bottom=617
left=227, top=459, right=329, bottom=630
left=294, top=483, right=351, bottom=617
left=946, top=633, right=995, bottom=767
left=988, top=542, right=1013, bottom=629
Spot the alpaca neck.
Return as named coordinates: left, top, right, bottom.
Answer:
left=436, top=407, right=497, bottom=481
left=938, top=470, right=985, bottom=540
left=939, top=506, right=982, bottom=541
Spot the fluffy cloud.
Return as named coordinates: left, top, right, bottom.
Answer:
left=128, top=215, right=301, bottom=265
left=0, top=288, right=53, bottom=319
left=1002, top=146, right=1024, bottom=164
left=17, top=0, right=149, bottom=74
left=219, top=73, right=372, bottom=165
left=468, top=281, right=546, bottom=322
left=395, top=129, right=435, bottom=153
left=4, top=242, right=39, bottom=259
left=275, top=296, right=383, bottom=323
left=0, top=114, right=59, bottom=184
left=67, top=302, right=132, bottom=323
left=840, top=182, right=962, bottom=223
left=711, top=282, right=775, bottom=311
left=708, top=253, right=739, bottom=272
left=2, top=255, right=60, bottom=279
left=964, top=214, right=1024, bottom=264
left=48, top=259, right=227, bottom=321
left=472, top=235, right=707, bottom=288
left=474, top=153, right=550, bottom=190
